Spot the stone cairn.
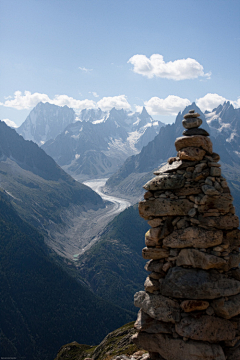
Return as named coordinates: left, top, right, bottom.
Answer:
left=132, top=110, right=240, bottom=360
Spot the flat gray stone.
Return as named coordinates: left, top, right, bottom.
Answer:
left=184, top=111, right=200, bottom=119
left=134, top=291, right=180, bottom=323
left=134, top=309, right=173, bottom=333
left=163, top=227, right=223, bottom=249
left=182, top=117, right=202, bottom=129
left=175, top=315, right=236, bottom=342
left=212, top=294, right=240, bottom=319
left=132, top=332, right=226, bottom=360
left=139, top=198, right=193, bottom=219
left=183, top=128, right=209, bottom=136
left=176, top=248, right=227, bottom=270
left=161, top=267, right=240, bottom=299
left=154, top=160, right=198, bottom=175
left=143, top=174, right=185, bottom=191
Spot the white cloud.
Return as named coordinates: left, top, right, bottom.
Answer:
left=51, top=94, right=96, bottom=110
left=79, top=66, right=93, bottom=72
left=89, top=91, right=99, bottom=98
left=0, top=91, right=97, bottom=111
left=128, top=54, right=211, bottom=80
left=235, top=97, right=240, bottom=108
left=144, top=95, right=191, bottom=116
left=196, top=93, right=228, bottom=112
left=2, top=118, right=18, bottom=128
left=97, top=95, right=131, bottom=111
left=0, top=91, right=50, bottom=110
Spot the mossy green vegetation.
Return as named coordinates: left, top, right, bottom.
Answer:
left=54, top=322, right=140, bottom=360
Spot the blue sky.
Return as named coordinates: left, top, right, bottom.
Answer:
left=0, top=0, right=239, bottom=127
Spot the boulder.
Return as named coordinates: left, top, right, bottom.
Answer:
left=161, top=267, right=240, bottom=299
left=198, top=214, right=239, bottom=230
left=180, top=300, right=209, bottom=312
left=134, top=291, right=180, bottom=323
left=144, top=277, right=160, bottom=293
left=142, top=247, right=169, bottom=260
left=132, top=332, right=226, bottom=360
left=198, top=194, right=233, bottom=214
left=175, top=135, right=213, bottom=153
left=139, top=198, right=193, bottom=219
left=134, top=309, right=173, bottom=334
left=178, top=147, right=206, bottom=161
left=212, top=294, right=240, bottom=319
left=175, top=315, right=236, bottom=342
left=143, top=174, right=185, bottom=191
left=176, top=248, right=227, bottom=270
left=163, top=227, right=223, bottom=249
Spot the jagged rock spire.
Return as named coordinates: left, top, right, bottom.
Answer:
left=132, top=109, right=240, bottom=360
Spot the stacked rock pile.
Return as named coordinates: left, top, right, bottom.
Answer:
left=132, top=110, right=240, bottom=360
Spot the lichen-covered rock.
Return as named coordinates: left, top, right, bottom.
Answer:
left=139, top=198, right=193, bottom=219
left=163, top=227, right=223, bottom=249
left=176, top=248, right=227, bottom=270
left=175, top=315, right=236, bottom=342
left=143, top=174, right=185, bottom=191
left=161, top=267, right=240, bottom=299
left=132, top=332, right=226, bottom=360
left=134, top=291, right=180, bottom=323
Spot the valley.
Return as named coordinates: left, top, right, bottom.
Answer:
left=50, top=178, right=132, bottom=260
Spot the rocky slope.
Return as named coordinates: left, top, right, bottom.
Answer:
left=0, top=121, right=104, bottom=257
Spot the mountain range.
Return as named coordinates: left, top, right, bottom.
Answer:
left=17, top=103, right=164, bottom=181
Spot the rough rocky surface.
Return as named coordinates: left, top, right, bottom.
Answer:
left=175, top=315, right=236, bottom=342
left=134, top=291, right=180, bottom=324
left=133, top=109, right=240, bottom=360
left=133, top=332, right=226, bottom=360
